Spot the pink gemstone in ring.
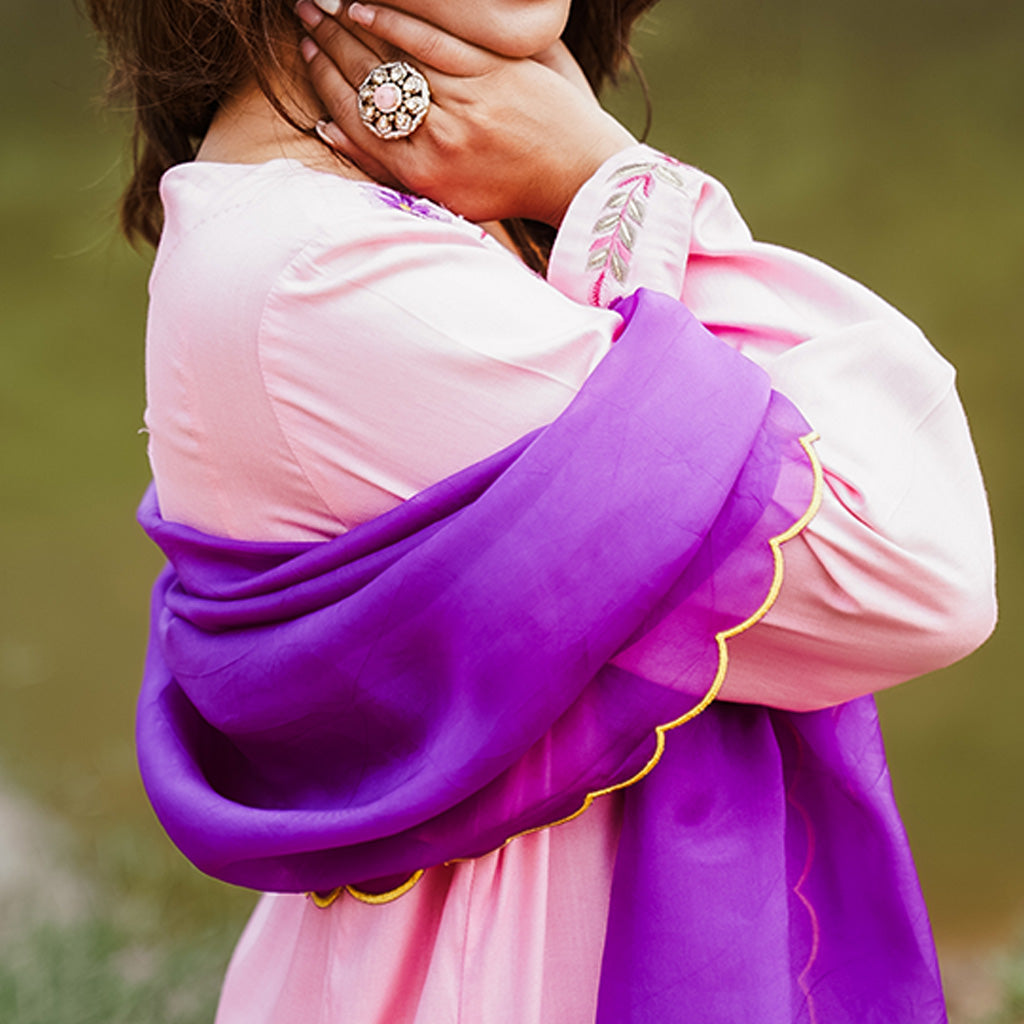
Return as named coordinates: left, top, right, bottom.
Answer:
left=373, top=83, right=401, bottom=114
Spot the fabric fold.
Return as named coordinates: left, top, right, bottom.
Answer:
left=137, top=288, right=810, bottom=889
left=136, top=288, right=944, bottom=1019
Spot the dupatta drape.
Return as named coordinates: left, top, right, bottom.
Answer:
left=137, top=290, right=946, bottom=1022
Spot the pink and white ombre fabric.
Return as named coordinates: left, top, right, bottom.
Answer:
left=141, top=146, right=995, bottom=1023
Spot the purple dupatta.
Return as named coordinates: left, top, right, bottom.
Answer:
left=137, top=290, right=946, bottom=1021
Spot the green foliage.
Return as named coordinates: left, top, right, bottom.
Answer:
left=986, top=932, right=1024, bottom=1024
left=0, top=917, right=237, bottom=1024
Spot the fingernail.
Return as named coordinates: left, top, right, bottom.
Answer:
left=347, top=3, right=375, bottom=26
left=300, top=37, right=320, bottom=62
left=295, top=0, right=323, bottom=27
left=315, top=119, right=349, bottom=149
left=312, top=0, right=342, bottom=15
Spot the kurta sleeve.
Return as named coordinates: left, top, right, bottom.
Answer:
left=549, top=144, right=996, bottom=709
left=156, top=158, right=994, bottom=713
left=252, top=184, right=623, bottom=530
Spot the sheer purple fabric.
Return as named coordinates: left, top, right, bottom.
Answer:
left=136, top=290, right=945, bottom=1020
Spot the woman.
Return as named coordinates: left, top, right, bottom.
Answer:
left=88, top=0, right=996, bottom=1020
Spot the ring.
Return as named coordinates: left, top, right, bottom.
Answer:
left=357, top=61, right=431, bottom=140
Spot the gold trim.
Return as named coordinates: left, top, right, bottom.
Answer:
left=309, top=887, right=343, bottom=909
left=450, top=431, right=823, bottom=856
left=309, top=869, right=427, bottom=909
left=311, top=432, right=822, bottom=906
left=345, top=870, right=425, bottom=905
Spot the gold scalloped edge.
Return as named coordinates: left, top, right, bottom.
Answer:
left=310, top=868, right=426, bottom=908
left=310, top=432, right=822, bottom=908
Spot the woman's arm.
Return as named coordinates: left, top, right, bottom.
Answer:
left=196, top=163, right=994, bottom=714
left=549, top=147, right=997, bottom=708
left=240, top=5, right=996, bottom=709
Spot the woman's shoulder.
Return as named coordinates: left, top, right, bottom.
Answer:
left=154, top=158, right=499, bottom=279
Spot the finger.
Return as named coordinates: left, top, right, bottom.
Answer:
left=298, top=0, right=404, bottom=64
left=300, top=34, right=358, bottom=123
left=314, top=119, right=400, bottom=187
left=302, top=36, right=425, bottom=172
left=344, top=3, right=488, bottom=76
left=297, top=3, right=386, bottom=91
left=308, top=0, right=341, bottom=15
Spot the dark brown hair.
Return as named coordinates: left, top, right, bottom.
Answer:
left=86, top=0, right=660, bottom=259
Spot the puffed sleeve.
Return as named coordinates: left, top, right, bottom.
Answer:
left=252, top=179, right=622, bottom=529
left=549, top=145, right=997, bottom=709
left=147, top=160, right=622, bottom=540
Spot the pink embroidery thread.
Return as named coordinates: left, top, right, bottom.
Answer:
left=586, top=157, right=687, bottom=306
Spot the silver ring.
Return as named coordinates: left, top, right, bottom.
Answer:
left=357, top=61, right=430, bottom=140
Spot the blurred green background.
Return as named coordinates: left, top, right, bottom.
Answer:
left=1, top=0, right=1021, bottom=1020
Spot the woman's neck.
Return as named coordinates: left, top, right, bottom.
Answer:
left=196, top=72, right=367, bottom=179
left=196, top=69, right=520, bottom=255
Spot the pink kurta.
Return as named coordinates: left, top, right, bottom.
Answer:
left=142, top=146, right=995, bottom=1023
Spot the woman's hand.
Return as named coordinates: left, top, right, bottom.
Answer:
left=294, top=1, right=636, bottom=226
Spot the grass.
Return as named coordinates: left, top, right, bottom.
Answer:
left=0, top=798, right=252, bottom=1024
left=0, top=916, right=238, bottom=1024
left=985, top=933, right=1024, bottom=1024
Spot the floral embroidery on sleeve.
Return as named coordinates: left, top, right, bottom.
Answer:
left=586, top=156, right=689, bottom=306
left=359, top=182, right=511, bottom=249
left=361, top=183, right=455, bottom=224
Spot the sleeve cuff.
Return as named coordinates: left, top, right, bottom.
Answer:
left=548, top=144, right=702, bottom=308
